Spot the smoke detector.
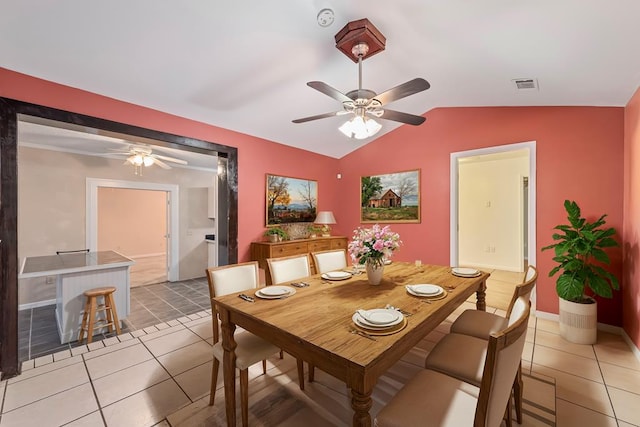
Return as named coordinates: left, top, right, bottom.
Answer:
left=317, top=8, right=335, bottom=27
left=512, top=78, right=539, bottom=91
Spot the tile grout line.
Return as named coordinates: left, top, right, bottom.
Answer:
left=592, top=342, right=621, bottom=425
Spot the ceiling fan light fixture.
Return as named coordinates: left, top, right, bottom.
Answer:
left=339, top=115, right=381, bottom=139
left=132, top=154, right=144, bottom=166
left=143, top=156, right=154, bottom=167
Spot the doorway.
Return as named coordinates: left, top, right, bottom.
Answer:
left=97, top=187, right=169, bottom=287
left=450, top=141, right=537, bottom=272
left=87, top=178, right=180, bottom=282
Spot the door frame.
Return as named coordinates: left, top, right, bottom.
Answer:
left=450, top=141, right=537, bottom=271
left=0, top=98, right=238, bottom=379
left=86, top=178, right=179, bottom=281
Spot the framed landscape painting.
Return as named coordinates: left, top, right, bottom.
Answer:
left=360, top=169, right=420, bottom=223
left=266, top=174, right=317, bottom=226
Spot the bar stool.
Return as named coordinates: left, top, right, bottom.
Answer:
left=78, top=286, right=121, bottom=344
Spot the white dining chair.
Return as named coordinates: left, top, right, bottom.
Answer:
left=375, top=301, right=531, bottom=427
left=266, top=254, right=313, bottom=388
left=446, top=264, right=537, bottom=423
left=424, top=295, right=532, bottom=427
left=266, top=253, right=311, bottom=285
left=207, top=262, right=285, bottom=427
left=311, top=249, right=348, bottom=274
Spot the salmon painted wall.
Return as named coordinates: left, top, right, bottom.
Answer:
left=339, top=107, right=625, bottom=326
left=1, top=68, right=628, bottom=326
left=624, top=87, right=640, bottom=346
left=0, top=68, right=342, bottom=262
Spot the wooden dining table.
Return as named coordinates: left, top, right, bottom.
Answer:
left=213, top=262, right=489, bottom=427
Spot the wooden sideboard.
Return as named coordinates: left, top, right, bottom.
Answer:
left=250, top=236, right=348, bottom=285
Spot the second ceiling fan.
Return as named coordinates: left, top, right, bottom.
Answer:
left=293, top=18, right=430, bottom=139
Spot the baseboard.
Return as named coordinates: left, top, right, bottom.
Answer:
left=457, top=260, right=522, bottom=273
left=130, top=252, right=165, bottom=259
left=19, top=299, right=56, bottom=311
left=536, top=310, right=640, bottom=363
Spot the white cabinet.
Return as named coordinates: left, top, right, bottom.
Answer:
left=207, top=241, right=218, bottom=267
left=207, top=183, right=217, bottom=219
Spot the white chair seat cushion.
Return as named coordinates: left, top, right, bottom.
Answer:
left=424, top=333, right=488, bottom=386
left=449, top=309, right=508, bottom=339
left=212, top=330, right=279, bottom=370
left=375, top=369, right=478, bottom=427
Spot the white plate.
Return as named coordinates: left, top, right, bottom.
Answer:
left=451, top=267, right=481, bottom=277
left=406, top=286, right=445, bottom=298
left=353, top=309, right=402, bottom=327
left=406, top=284, right=443, bottom=296
left=255, top=286, right=296, bottom=299
left=322, top=271, right=352, bottom=280
left=352, top=312, right=403, bottom=330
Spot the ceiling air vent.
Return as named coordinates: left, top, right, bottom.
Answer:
left=512, top=78, right=538, bottom=90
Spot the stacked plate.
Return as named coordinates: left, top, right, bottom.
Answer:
left=255, top=285, right=296, bottom=299
left=451, top=267, right=481, bottom=278
left=352, top=308, right=403, bottom=330
left=405, top=284, right=445, bottom=299
left=321, top=271, right=352, bottom=281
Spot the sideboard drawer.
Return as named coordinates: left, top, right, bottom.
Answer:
left=308, top=241, right=331, bottom=252
left=273, top=242, right=307, bottom=257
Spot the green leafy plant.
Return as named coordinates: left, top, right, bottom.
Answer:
left=541, top=200, right=619, bottom=303
left=263, top=227, right=288, bottom=240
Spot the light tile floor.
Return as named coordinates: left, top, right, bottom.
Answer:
left=2, top=269, right=639, bottom=426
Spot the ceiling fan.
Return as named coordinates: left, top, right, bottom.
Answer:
left=292, top=18, right=430, bottom=139
left=107, top=144, right=187, bottom=174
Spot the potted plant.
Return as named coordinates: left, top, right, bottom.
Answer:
left=307, top=225, right=323, bottom=238
left=264, top=227, right=288, bottom=243
left=541, top=200, right=619, bottom=344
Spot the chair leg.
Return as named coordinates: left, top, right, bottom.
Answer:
left=104, top=295, right=114, bottom=334
left=240, top=368, right=249, bottom=427
left=209, top=358, right=220, bottom=406
left=514, top=363, right=524, bottom=423
left=308, top=363, right=315, bottom=383
left=107, top=293, right=121, bottom=335
left=86, top=297, right=97, bottom=344
left=78, top=298, right=91, bottom=343
left=296, top=358, right=305, bottom=390
left=280, top=350, right=284, bottom=359
left=262, top=359, right=267, bottom=374
left=504, top=394, right=513, bottom=427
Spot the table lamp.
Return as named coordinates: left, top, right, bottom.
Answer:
left=314, top=211, right=336, bottom=237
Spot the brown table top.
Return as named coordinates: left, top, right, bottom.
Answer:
left=214, top=262, right=489, bottom=426
left=215, top=262, right=488, bottom=370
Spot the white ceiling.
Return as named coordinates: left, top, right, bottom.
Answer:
left=3, top=1, right=640, bottom=159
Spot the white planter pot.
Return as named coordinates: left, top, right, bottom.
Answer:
left=559, top=297, right=597, bottom=344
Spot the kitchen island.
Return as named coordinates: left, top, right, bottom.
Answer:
left=19, top=250, right=135, bottom=344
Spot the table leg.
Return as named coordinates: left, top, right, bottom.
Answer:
left=350, top=388, right=373, bottom=427
left=476, top=279, right=487, bottom=311
left=218, top=306, right=237, bottom=427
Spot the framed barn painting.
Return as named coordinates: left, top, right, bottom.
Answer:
left=360, top=169, right=421, bottom=223
left=266, top=174, right=317, bottom=226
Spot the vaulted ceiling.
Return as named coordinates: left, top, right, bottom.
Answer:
left=2, top=1, right=640, bottom=158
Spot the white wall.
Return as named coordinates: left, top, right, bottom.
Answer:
left=458, top=151, right=529, bottom=271
left=18, top=146, right=216, bottom=306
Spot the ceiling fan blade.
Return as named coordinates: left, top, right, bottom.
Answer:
left=376, top=109, right=426, bottom=126
left=292, top=111, right=346, bottom=124
left=307, top=81, right=352, bottom=103
left=374, top=78, right=430, bottom=106
left=153, top=154, right=188, bottom=165
left=153, top=158, right=172, bottom=169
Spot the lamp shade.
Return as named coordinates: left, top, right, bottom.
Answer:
left=314, top=211, right=336, bottom=225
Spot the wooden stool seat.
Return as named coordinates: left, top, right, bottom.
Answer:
left=78, top=286, right=121, bottom=344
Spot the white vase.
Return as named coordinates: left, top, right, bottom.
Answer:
left=366, top=262, right=384, bottom=285
left=559, top=297, right=597, bottom=344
